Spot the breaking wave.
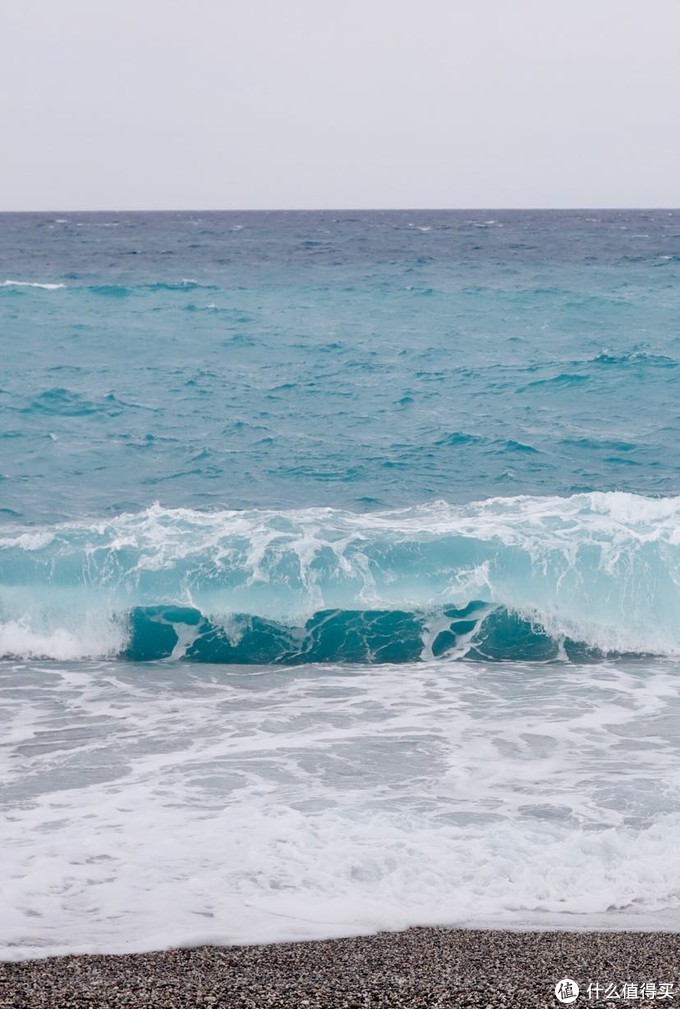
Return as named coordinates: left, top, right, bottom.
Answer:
left=1, top=279, right=66, bottom=290
left=2, top=492, right=680, bottom=663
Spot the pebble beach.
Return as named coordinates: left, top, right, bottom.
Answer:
left=2, top=927, right=680, bottom=1008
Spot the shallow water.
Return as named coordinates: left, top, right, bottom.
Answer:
left=3, top=656, right=680, bottom=959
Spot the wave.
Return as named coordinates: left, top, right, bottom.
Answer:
left=1, top=279, right=66, bottom=290
left=2, top=279, right=217, bottom=297
left=89, top=280, right=218, bottom=296
left=2, top=492, right=680, bottom=663
left=123, top=602, right=628, bottom=664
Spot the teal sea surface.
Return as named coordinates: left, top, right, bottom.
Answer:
left=2, top=211, right=680, bottom=958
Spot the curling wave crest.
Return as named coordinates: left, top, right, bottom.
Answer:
left=2, top=491, right=680, bottom=663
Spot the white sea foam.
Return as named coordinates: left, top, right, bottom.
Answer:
left=2, top=657, right=679, bottom=959
left=1, top=280, right=66, bottom=290
left=0, top=613, right=125, bottom=661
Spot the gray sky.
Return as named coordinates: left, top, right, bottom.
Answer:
left=2, top=0, right=679, bottom=210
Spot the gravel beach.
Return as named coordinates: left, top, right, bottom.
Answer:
left=2, top=927, right=679, bottom=1008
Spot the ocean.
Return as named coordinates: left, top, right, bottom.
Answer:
left=2, top=209, right=680, bottom=961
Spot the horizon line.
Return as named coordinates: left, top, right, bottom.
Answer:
left=1, top=205, right=679, bottom=215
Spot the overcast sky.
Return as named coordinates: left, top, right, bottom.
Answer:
left=2, top=0, right=679, bottom=210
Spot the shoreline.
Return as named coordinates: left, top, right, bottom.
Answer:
left=2, top=927, right=680, bottom=1008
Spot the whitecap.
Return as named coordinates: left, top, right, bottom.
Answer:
left=1, top=280, right=66, bottom=290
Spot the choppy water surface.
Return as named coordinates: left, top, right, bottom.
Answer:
left=2, top=211, right=680, bottom=958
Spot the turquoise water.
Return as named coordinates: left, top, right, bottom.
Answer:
left=3, top=210, right=680, bottom=524
left=2, top=210, right=680, bottom=958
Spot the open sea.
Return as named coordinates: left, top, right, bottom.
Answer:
left=2, top=209, right=680, bottom=961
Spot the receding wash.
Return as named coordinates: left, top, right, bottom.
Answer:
left=2, top=210, right=680, bottom=959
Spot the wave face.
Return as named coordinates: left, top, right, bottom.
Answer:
left=2, top=492, right=680, bottom=663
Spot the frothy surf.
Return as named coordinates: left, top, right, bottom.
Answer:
left=2, top=656, right=680, bottom=960
left=2, top=492, right=680, bottom=663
